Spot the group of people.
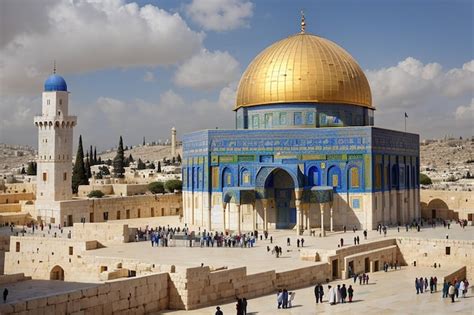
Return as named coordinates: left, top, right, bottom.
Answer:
left=276, top=289, right=295, bottom=309
left=443, top=278, right=469, bottom=303
left=314, top=283, right=355, bottom=305
left=353, top=273, right=370, bottom=285
left=415, top=276, right=438, bottom=294
left=383, top=261, right=400, bottom=272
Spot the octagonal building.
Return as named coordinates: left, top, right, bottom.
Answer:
left=182, top=22, right=420, bottom=234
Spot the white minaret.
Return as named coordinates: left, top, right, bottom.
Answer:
left=34, top=69, right=76, bottom=224
left=171, top=127, right=177, bottom=157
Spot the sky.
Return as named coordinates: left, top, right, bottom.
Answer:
left=0, top=0, right=472, bottom=150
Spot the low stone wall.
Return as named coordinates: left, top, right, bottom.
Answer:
left=0, top=273, right=169, bottom=315
left=0, top=213, right=30, bottom=226
left=342, top=245, right=398, bottom=278
left=444, top=266, right=467, bottom=284
left=0, top=273, right=30, bottom=285
left=78, top=184, right=114, bottom=198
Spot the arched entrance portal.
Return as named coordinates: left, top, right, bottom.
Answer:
left=50, top=265, right=65, bottom=281
left=265, top=169, right=296, bottom=229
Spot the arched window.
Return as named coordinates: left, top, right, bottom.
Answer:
left=375, top=164, right=382, bottom=189
left=307, top=166, right=320, bottom=186
left=327, top=166, right=341, bottom=189
left=241, top=168, right=251, bottom=185
left=222, top=168, right=233, bottom=188
left=349, top=167, right=360, bottom=188
left=391, top=165, right=399, bottom=188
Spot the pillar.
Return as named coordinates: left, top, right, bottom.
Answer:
left=207, top=193, right=212, bottom=231
left=263, top=199, right=268, bottom=232
left=252, top=202, right=257, bottom=231
left=305, top=208, right=310, bottom=230
left=236, top=204, right=241, bottom=234
left=171, top=127, right=177, bottom=157
left=295, top=199, right=302, bottom=236
left=330, top=204, right=334, bottom=232
left=222, top=202, right=227, bottom=231
left=320, top=203, right=326, bottom=237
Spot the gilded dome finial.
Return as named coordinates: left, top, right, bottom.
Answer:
left=300, top=10, right=306, bottom=34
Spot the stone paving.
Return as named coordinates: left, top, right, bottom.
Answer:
left=84, top=220, right=473, bottom=274
left=162, top=266, right=474, bottom=315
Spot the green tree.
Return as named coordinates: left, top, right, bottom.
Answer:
left=165, top=179, right=182, bottom=192
left=137, top=158, right=146, bottom=170
left=99, top=165, right=110, bottom=176
left=20, top=166, right=26, bottom=174
left=98, top=157, right=102, bottom=165
left=113, top=136, right=125, bottom=178
left=148, top=162, right=155, bottom=169
left=143, top=136, right=146, bottom=146
left=85, top=154, right=92, bottom=179
left=89, top=145, right=93, bottom=166
left=26, top=162, right=36, bottom=175
left=93, top=147, right=97, bottom=165
left=419, top=173, right=432, bottom=185
left=148, top=181, right=164, bottom=194
left=72, top=135, right=88, bottom=193
left=157, top=161, right=162, bottom=173
left=128, top=154, right=134, bottom=163
left=177, top=153, right=182, bottom=163
left=172, top=156, right=176, bottom=164
left=87, top=190, right=104, bottom=198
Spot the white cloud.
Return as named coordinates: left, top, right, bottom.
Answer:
left=185, top=0, right=253, bottom=31
left=455, top=98, right=474, bottom=121
left=143, top=71, right=155, bottom=82
left=366, top=57, right=474, bottom=138
left=174, top=49, right=240, bottom=89
left=0, top=0, right=203, bottom=96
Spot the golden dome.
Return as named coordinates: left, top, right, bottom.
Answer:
left=236, top=33, right=372, bottom=110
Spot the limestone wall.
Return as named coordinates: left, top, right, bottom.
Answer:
left=420, top=189, right=474, bottom=220
left=0, top=273, right=169, bottom=315
left=396, top=237, right=473, bottom=279
left=2, top=183, right=36, bottom=195
left=72, top=222, right=130, bottom=245
left=57, top=193, right=182, bottom=226
left=77, top=184, right=114, bottom=197
left=0, top=193, right=34, bottom=204
left=0, top=204, right=21, bottom=212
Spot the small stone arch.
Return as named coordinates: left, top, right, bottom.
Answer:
left=55, top=121, right=60, bottom=128
left=50, top=265, right=65, bottom=281
left=61, top=121, right=65, bottom=128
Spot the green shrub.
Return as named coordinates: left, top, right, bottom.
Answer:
left=165, top=179, right=182, bottom=192
left=419, top=173, right=432, bottom=185
left=148, top=181, right=165, bottom=194
left=88, top=190, right=105, bottom=198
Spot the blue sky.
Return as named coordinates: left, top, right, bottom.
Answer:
left=0, top=0, right=472, bottom=149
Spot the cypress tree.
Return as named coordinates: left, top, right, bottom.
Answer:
left=85, top=154, right=92, bottom=179
left=113, top=136, right=125, bottom=178
left=26, top=162, right=36, bottom=175
left=72, top=135, right=88, bottom=193
left=93, top=147, right=97, bottom=165
left=128, top=154, right=134, bottom=163
left=137, top=158, right=146, bottom=170
left=177, top=153, right=182, bottom=163
left=157, top=161, right=162, bottom=173
left=89, top=145, right=94, bottom=165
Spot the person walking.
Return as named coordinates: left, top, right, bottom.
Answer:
left=2, top=288, right=7, bottom=303
left=348, top=285, right=354, bottom=302
left=215, top=306, right=223, bottom=315
left=429, top=277, right=434, bottom=293
left=448, top=282, right=456, bottom=303
left=277, top=290, right=283, bottom=309
left=287, top=238, right=290, bottom=246
left=242, top=298, right=247, bottom=315
left=301, top=238, right=304, bottom=247
left=415, top=278, right=420, bottom=294
left=340, top=238, right=344, bottom=247
left=282, top=289, right=289, bottom=309
left=442, top=280, right=449, bottom=298
left=341, top=284, right=347, bottom=303
left=356, top=236, right=360, bottom=244
left=459, top=280, right=465, bottom=298
left=314, top=284, right=323, bottom=303
left=363, top=230, right=367, bottom=240
left=297, top=239, right=300, bottom=247
left=353, top=273, right=358, bottom=284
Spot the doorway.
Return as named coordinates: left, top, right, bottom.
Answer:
left=431, top=209, right=436, bottom=219
left=265, top=169, right=296, bottom=229
left=67, top=215, right=73, bottom=227
left=50, top=265, right=65, bottom=280
left=374, top=260, right=379, bottom=272
left=348, top=260, right=354, bottom=277
left=332, top=259, right=339, bottom=279
left=89, top=212, right=94, bottom=223
left=364, top=257, right=370, bottom=273
left=126, top=210, right=130, bottom=219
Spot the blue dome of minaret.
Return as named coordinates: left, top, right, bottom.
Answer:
left=44, top=74, right=67, bottom=92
